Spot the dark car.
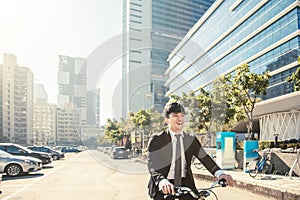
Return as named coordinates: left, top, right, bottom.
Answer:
left=27, top=146, right=65, bottom=160
left=0, top=143, right=52, bottom=165
left=61, top=146, right=81, bottom=153
left=110, top=147, right=129, bottom=159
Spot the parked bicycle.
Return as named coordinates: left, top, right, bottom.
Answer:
left=285, top=148, right=300, bottom=179
left=192, top=154, right=216, bottom=170
left=246, top=148, right=273, bottom=178
left=164, top=179, right=227, bottom=200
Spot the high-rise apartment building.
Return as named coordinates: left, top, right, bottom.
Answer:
left=166, top=0, right=300, bottom=140
left=33, top=98, right=56, bottom=145
left=0, top=53, right=34, bottom=145
left=56, top=103, right=81, bottom=145
left=122, top=0, right=215, bottom=117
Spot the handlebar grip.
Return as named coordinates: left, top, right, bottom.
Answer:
left=218, top=178, right=227, bottom=187
left=163, top=193, right=173, bottom=199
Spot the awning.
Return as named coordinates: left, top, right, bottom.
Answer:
left=253, top=91, right=300, bottom=117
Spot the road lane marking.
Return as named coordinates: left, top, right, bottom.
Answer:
left=2, top=163, right=65, bottom=200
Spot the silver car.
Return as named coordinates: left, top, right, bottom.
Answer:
left=0, top=150, right=42, bottom=177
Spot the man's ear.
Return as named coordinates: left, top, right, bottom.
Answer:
left=164, top=118, right=169, bottom=124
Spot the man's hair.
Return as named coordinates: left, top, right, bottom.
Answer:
left=164, top=102, right=185, bottom=118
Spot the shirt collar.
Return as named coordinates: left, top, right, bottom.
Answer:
left=168, top=128, right=184, bottom=138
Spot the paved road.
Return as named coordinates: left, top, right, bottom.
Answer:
left=0, top=150, right=276, bottom=199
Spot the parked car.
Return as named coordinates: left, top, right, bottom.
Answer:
left=60, top=146, right=82, bottom=153
left=103, top=147, right=112, bottom=155
left=0, top=150, right=42, bottom=177
left=27, top=146, right=65, bottom=160
left=110, top=147, right=129, bottom=159
left=0, top=143, right=52, bottom=165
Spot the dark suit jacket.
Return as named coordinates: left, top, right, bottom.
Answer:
left=147, top=130, right=220, bottom=198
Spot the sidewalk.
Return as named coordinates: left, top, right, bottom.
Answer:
left=192, top=167, right=300, bottom=200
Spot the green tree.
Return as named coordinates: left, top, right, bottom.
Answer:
left=104, top=118, right=123, bottom=144
left=211, top=76, right=236, bottom=132
left=130, top=109, right=151, bottom=149
left=286, top=57, right=300, bottom=91
left=226, top=64, right=270, bottom=140
left=181, top=90, right=212, bottom=136
left=147, top=108, right=165, bottom=134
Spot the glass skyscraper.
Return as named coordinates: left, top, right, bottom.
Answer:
left=166, top=0, right=300, bottom=140
left=167, top=0, right=299, bottom=98
left=122, top=0, right=215, bottom=117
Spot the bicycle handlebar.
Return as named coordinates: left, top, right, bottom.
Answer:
left=163, top=179, right=227, bottom=199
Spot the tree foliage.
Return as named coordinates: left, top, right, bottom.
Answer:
left=286, top=57, right=300, bottom=91
left=211, top=76, right=238, bottom=131
left=104, top=118, right=123, bottom=144
left=225, top=64, right=270, bottom=139
left=130, top=109, right=151, bottom=129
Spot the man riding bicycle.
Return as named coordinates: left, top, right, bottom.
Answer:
left=147, top=102, right=233, bottom=199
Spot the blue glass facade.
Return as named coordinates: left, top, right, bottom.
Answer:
left=166, top=0, right=300, bottom=100
left=122, top=0, right=215, bottom=116
left=150, top=0, right=215, bottom=111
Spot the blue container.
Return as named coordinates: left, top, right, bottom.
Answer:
left=243, top=140, right=259, bottom=172
left=216, top=132, right=236, bottom=169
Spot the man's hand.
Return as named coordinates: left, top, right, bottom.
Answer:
left=219, top=174, right=234, bottom=186
left=161, top=182, right=175, bottom=195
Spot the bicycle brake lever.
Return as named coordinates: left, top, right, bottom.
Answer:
left=218, top=178, right=227, bottom=187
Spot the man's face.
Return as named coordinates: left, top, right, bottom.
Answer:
left=165, top=112, right=185, bottom=133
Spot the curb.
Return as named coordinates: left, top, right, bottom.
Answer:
left=193, top=173, right=300, bottom=200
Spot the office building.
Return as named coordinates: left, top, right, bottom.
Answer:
left=166, top=0, right=300, bottom=140
left=86, top=89, right=100, bottom=126
left=57, top=55, right=87, bottom=124
left=122, top=0, right=215, bottom=117
left=0, top=53, right=34, bottom=145
left=34, top=83, right=48, bottom=102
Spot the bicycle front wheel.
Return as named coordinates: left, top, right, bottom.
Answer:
left=198, top=190, right=218, bottom=200
left=262, top=160, right=273, bottom=174
left=247, top=161, right=258, bottom=178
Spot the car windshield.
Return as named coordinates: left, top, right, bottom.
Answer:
left=14, top=144, right=33, bottom=153
left=0, top=149, right=12, bottom=156
left=115, top=147, right=126, bottom=151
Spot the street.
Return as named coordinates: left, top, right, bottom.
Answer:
left=0, top=150, right=274, bottom=200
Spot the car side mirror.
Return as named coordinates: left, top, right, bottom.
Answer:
left=18, top=149, right=26, bottom=154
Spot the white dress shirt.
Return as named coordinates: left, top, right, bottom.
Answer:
left=167, top=129, right=187, bottom=180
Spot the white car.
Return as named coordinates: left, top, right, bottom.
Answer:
left=0, top=150, right=42, bottom=177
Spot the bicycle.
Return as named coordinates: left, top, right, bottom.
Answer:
left=163, top=179, right=227, bottom=200
left=246, top=148, right=273, bottom=178
left=192, top=154, right=216, bottom=170
left=285, top=148, right=300, bottom=179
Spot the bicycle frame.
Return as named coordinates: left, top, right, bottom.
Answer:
left=257, top=154, right=268, bottom=171
left=247, top=149, right=273, bottom=178
left=287, top=149, right=300, bottom=179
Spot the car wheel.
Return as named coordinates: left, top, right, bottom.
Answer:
left=5, top=164, right=23, bottom=177
left=53, top=155, right=59, bottom=160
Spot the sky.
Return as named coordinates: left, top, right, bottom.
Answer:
left=0, top=0, right=123, bottom=125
